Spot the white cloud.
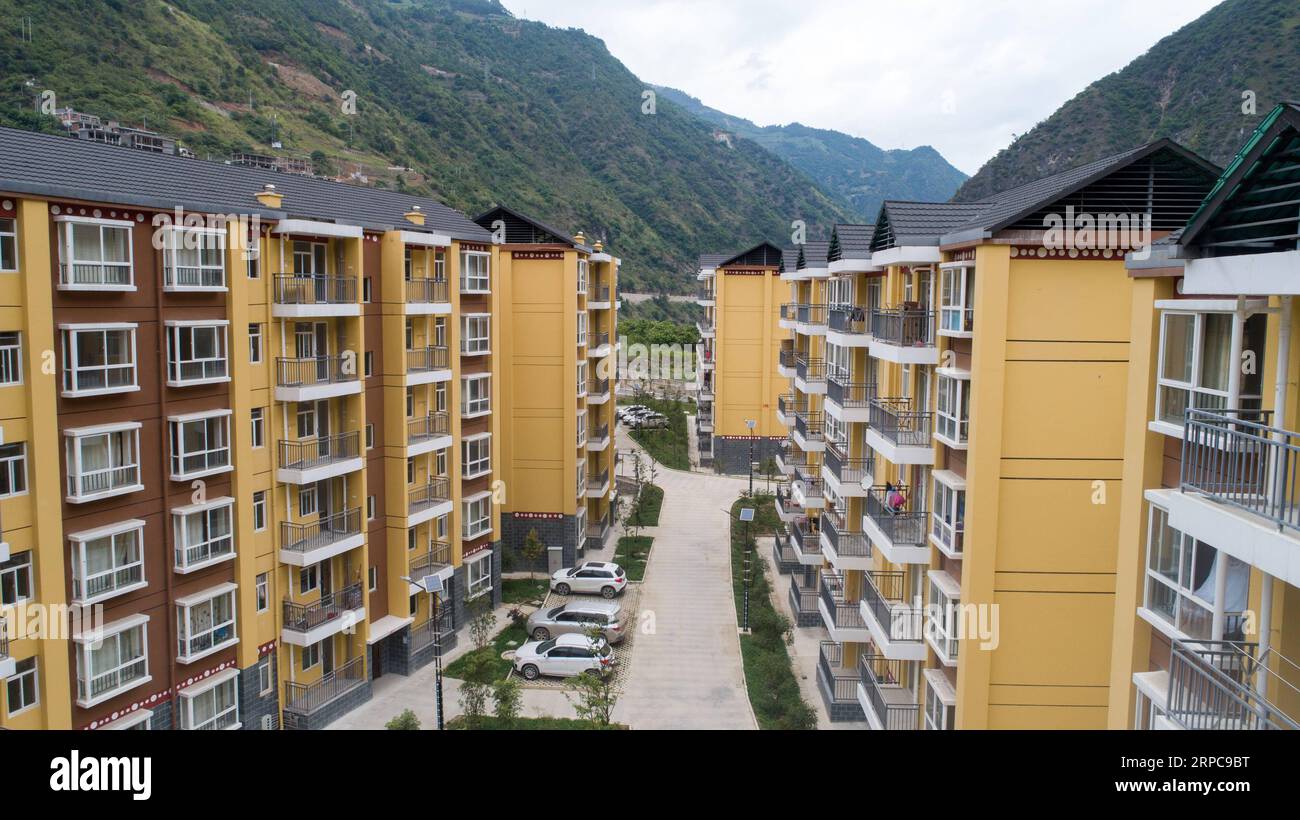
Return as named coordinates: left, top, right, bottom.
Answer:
left=499, top=0, right=1223, bottom=175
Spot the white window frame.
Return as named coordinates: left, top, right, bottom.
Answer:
left=462, top=433, right=491, bottom=479
left=56, top=216, right=135, bottom=290
left=0, top=442, right=27, bottom=498
left=298, top=484, right=318, bottom=518
left=6, top=657, right=38, bottom=717
left=923, top=672, right=956, bottom=731
left=256, top=572, right=269, bottom=612
left=60, top=323, right=139, bottom=397
left=577, top=311, right=588, bottom=347
left=65, top=422, right=143, bottom=503
left=75, top=614, right=150, bottom=707
left=252, top=490, right=267, bottom=532
left=0, top=216, right=17, bottom=272
left=1, top=549, right=33, bottom=606
left=462, top=374, right=491, bottom=417
left=0, top=330, right=21, bottom=385
left=248, top=323, right=263, bottom=364
left=938, top=263, right=975, bottom=337
left=459, top=250, right=491, bottom=293
left=467, top=550, right=493, bottom=600
left=175, top=583, right=238, bottom=664
left=462, top=492, right=492, bottom=540
left=1154, top=309, right=1259, bottom=429
left=166, top=321, right=230, bottom=386
left=933, top=372, right=969, bottom=449
left=178, top=670, right=241, bottom=730
left=930, top=472, right=965, bottom=557
left=172, top=497, right=236, bottom=573
left=168, top=409, right=233, bottom=480
left=68, top=519, right=147, bottom=605
left=162, top=225, right=227, bottom=291
left=461, top=314, right=491, bottom=355
left=250, top=407, right=265, bottom=449
left=1142, top=504, right=1249, bottom=642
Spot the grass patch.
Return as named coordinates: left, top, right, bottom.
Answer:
left=447, top=715, right=629, bottom=730
left=624, top=396, right=693, bottom=470
left=501, top=578, right=548, bottom=605
left=730, top=492, right=817, bottom=730
left=614, top=536, right=653, bottom=581
left=444, top=620, right=529, bottom=683
left=628, top=483, right=663, bottom=526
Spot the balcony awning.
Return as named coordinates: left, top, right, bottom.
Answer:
left=367, top=615, right=414, bottom=645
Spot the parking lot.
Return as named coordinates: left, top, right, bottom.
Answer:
left=504, top=584, right=642, bottom=692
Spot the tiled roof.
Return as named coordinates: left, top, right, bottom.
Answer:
left=0, top=125, right=491, bottom=241
left=830, top=223, right=875, bottom=259
left=473, top=204, right=589, bottom=250
left=698, top=253, right=730, bottom=270
left=796, top=240, right=829, bottom=269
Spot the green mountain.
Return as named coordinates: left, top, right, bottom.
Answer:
left=0, top=0, right=851, bottom=292
left=656, top=85, right=967, bottom=220
left=955, top=0, right=1300, bottom=201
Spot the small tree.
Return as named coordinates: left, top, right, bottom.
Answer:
left=385, top=709, right=421, bottom=730
left=492, top=677, right=523, bottom=728
left=759, top=456, right=779, bottom=492
left=457, top=655, right=491, bottom=730
left=521, top=528, right=546, bottom=580
left=566, top=670, right=620, bottom=727
left=467, top=598, right=497, bottom=652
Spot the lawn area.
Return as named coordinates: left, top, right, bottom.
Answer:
left=501, top=578, right=548, bottom=605
left=614, top=535, right=653, bottom=581
left=729, top=493, right=816, bottom=730
left=447, top=715, right=629, bottom=730
left=628, top=483, right=663, bottom=526
left=444, top=620, right=529, bottom=683
left=624, top=396, right=693, bottom=470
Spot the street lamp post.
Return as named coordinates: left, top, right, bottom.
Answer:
left=727, top=506, right=756, bottom=634
left=745, top=419, right=756, bottom=496
left=403, top=573, right=445, bottom=730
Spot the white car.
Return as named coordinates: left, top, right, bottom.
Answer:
left=512, top=633, right=616, bottom=680
left=550, top=561, right=628, bottom=598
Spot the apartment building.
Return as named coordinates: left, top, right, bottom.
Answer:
left=771, top=141, right=1221, bottom=728
left=0, top=125, right=532, bottom=730
left=1108, top=103, right=1300, bottom=730
left=473, top=206, right=619, bottom=571
left=695, top=243, right=787, bottom=472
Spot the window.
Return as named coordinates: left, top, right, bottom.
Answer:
left=367, top=495, right=376, bottom=520
left=0, top=331, right=21, bottom=385
left=365, top=423, right=375, bottom=450
left=250, top=407, right=265, bottom=448
left=0, top=217, right=17, bottom=271
left=0, top=442, right=27, bottom=497
left=577, top=311, right=588, bottom=347
left=406, top=387, right=415, bottom=418
left=577, top=258, right=589, bottom=294
left=409, top=593, right=419, bottom=617
left=461, top=315, right=490, bottom=355
left=407, top=457, right=416, bottom=485
left=61, top=324, right=137, bottom=396
left=1155, top=311, right=1265, bottom=426
left=176, top=585, right=238, bottom=663
left=169, top=410, right=232, bottom=479
left=435, top=449, right=447, bottom=477
left=368, top=566, right=378, bottom=592
left=407, top=527, right=418, bottom=552
left=76, top=616, right=148, bottom=706
left=252, top=490, right=267, bottom=531
left=162, top=226, right=226, bottom=290
left=826, top=341, right=849, bottom=382
left=434, top=251, right=446, bottom=281
left=301, top=641, right=321, bottom=671
left=6, top=657, right=38, bottom=716
left=363, top=276, right=372, bottom=303
left=404, top=248, right=413, bottom=281
left=938, top=263, right=975, bottom=335
left=462, top=374, right=491, bottom=417
left=258, top=657, right=273, bottom=695
left=256, top=573, right=268, bottom=612
left=924, top=677, right=956, bottom=731
left=179, top=673, right=240, bottom=730
left=934, top=375, right=969, bottom=447
left=435, top=382, right=447, bottom=412
left=57, top=218, right=134, bottom=289
left=299, top=565, right=319, bottom=595
left=166, top=322, right=229, bottom=385
left=930, top=478, right=965, bottom=556
left=462, top=434, right=491, bottom=478
left=1, top=550, right=33, bottom=606
left=298, top=485, right=318, bottom=518
left=248, top=323, right=263, bottom=364
left=460, top=250, right=490, bottom=292
left=462, top=493, right=492, bottom=540
left=364, top=350, right=374, bottom=377
left=65, top=423, right=141, bottom=501
left=1144, top=505, right=1250, bottom=641
left=173, top=498, right=235, bottom=572
left=69, top=521, right=145, bottom=604
left=245, top=225, right=260, bottom=280
left=467, top=553, right=493, bottom=600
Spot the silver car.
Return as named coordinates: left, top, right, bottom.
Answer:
left=526, top=600, right=628, bottom=643
left=512, top=633, right=616, bottom=681
left=550, top=561, right=628, bottom=598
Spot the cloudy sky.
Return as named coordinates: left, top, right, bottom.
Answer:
left=498, top=0, right=1223, bottom=175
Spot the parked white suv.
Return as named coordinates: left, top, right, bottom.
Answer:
left=512, top=633, right=616, bottom=680
left=550, top=561, right=628, bottom=598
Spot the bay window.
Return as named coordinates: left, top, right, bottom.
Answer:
left=1143, top=505, right=1249, bottom=641
left=938, top=263, right=975, bottom=336
left=930, top=472, right=965, bottom=557
left=57, top=217, right=134, bottom=289
left=461, top=314, right=490, bottom=355
left=462, top=492, right=492, bottom=540
left=76, top=615, right=149, bottom=707
left=462, top=374, right=491, bottom=417
left=462, top=434, right=491, bottom=479
left=934, top=373, right=969, bottom=448
left=69, top=519, right=146, bottom=604
left=61, top=324, right=138, bottom=396
left=460, top=250, right=491, bottom=292
left=173, top=497, right=235, bottom=572
left=166, top=321, right=229, bottom=385
left=176, top=584, right=238, bottom=663
left=1155, top=310, right=1265, bottom=427
left=178, top=670, right=240, bottom=730
left=467, top=551, right=493, bottom=600
left=168, top=409, right=232, bottom=479
left=65, top=422, right=143, bottom=502
left=162, top=226, right=226, bottom=290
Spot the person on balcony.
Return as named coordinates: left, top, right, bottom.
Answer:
left=884, top=482, right=907, bottom=513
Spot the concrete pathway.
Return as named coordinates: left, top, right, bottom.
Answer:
left=612, top=434, right=758, bottom=730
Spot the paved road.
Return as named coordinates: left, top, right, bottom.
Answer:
left=614, top=440, right=757, bottom=729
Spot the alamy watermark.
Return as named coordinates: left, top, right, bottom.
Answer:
left=1042, top=206, right=1152, bottom=261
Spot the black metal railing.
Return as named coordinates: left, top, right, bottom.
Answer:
left=587, top=378, right=610, bottom=397
left=822, top=508, right=871, bottom=558
left=276, top=355, right=357, bottom=389
left=861, top=571, right=924, bottom=643
left=780, top=303, right=797, bottom=322
left=407, top=345, right=450, bottom=373
left=824, top=443, right=873, bottom=486
left=409, top=542, right=452, bottom=580
left=585, top=515, right=612, bottom=550
left=589, top=284, right=612, bottom=303
left=0, top=618, right=9, bottom=660
left=795, top=356, right=826, bottom=383
left=819, top=571, right=865, bottom=630
left=1180, top=408, right=1300, bottom=534
left=61, top=261, right=132, bottom=288
left=796, top=303, right=829, bottom=326
left=795, top=410, right=824, bottom=442
left=274, top=274, right=357, bottom=305
left=409, top=604, right=457, bottom=654
left=864, top=485, right=928, bottom=546
left=283, top=655, right=367, bottom=716
left=819, top=641, right=860, bottom=703
left=859, top=653, right=920, bottom=730
left=1165, top=639, right=1300, bottom=730
left=779, top=348, right=797, bottom=370
left=283, top=582, right=364, bottom=635
left=827, top=377, right=876, bottom=409
left=408, top=412, right=450, bottom=444
left=778, top=394, right=806, bottom=419
left=586, top=470, right=610, bottom=492
left=828, top=306, right=869, bottom=335
left=696, top=286, right=714, bottom=302
left=697, top=319, right=714, bottom=337
left=790, top=519, right=821, bottom=555
left=589, top=331, right=611, bottom=349
left=869, top=399, right=933, bottom=448
left=406, top=277, right=449, bottom=304
left=789, top=572, right=819, bottom=614
left=870, top=307, right=935, bottom=348
left=409, top=478, right=451, bottom=514
left=587, top=423, right=610, bottom=446
left=281, top=508, right=363, bottom=556
left=279, top=431, right=361, bottom=472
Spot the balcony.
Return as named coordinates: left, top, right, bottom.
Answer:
left=822, top=442, right=872, bottom=496
left=407, top=412, right=452, bottom=456
left=699, top=347, right=715, bottom=371
left=277, top=431, right=362, bottom=484
left=858, top=654, right=920, bottom=730
left=409, top=542, right=454, bottom=591
left=868, top=307, right=938, bottom=364
left=817, top=641, right=866, bottom=721
left=409, top=602, right=458, bottom=659
left=588, top=331, right=612, bottom=357
left=697, top=319, right=715, bottom=339
left=926, top=570, right=961, bottom=667
left=1160, top=639, right=1300, bottom=730
left=866, top=399, right=934, bottom=465
left=67, top=463, right=143, bottom=504
left=406, top=345, right=452, bottom=385
left=409, top=478, right=453, bottom=525
left=272, top=274, right=359, bottom=318
left=697, top=435, right=713, bottom=461
left=860, top=570, right=926, bottom=661
left=788, top=571, right=820, bottom=625
left=772, top=528, right=799, bottom=574
left=281, top=582, right=365, bottom=647
left=586, top=469, right=611, bottom=498
left=825, top=377, right=876, bottom=423
left=275, top=355, right=363, bottom=402
left=774, top=443, right=806, bottom=477
left=279, top=508, right=364, bottom=567
left=59, top=261, right=133, bottom=291
left=0, top=618, right=12, bottom=678
left=794, top=356, right=827, bottom=395
left=821, top=507, right=871, bottom=570
left=283, top=655, right=368, bottom=721
left=862, top=486, right=930, bottom=564
left=795, top=303, right=828, bottom=336
left=778, top=303, right=797, bottom=330
left=586, top=378, right=612, bottom=404
left=777, top=347, right=797, bottom=378
left=588, top=284, right=614, bottom=310
left=818, top=571, right=871, bottom=643
left=775, top=394, right=804, bottom=427
left=827, top=306, right=870, bottom=345
left=405, top=278, right=451, bottom=314
left=789, top=517, right=822, bottom=564
left=791, top=466, right=825, bottom=511
left=793, top=410, right=824, bottom=452
left=696, top=286, right=715, bottom=306
left=585, top=514, right=614, bottom=551
left=696, top=406, right=713, bottom=434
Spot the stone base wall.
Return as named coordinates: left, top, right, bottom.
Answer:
left=501, top=515, right=578, bottom=572
left=713, top=437, right=785, bottom=476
